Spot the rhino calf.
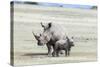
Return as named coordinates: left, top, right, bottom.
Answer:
left=52, top=37, right=74, bottom=57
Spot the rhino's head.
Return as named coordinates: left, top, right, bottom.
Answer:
left=67, top=36, right=75, bottom=47
left=32, top=32, right=51, bottom=46
left=38, top=32, right=51, bottom=46
left=41, top=22, right=52, bottom=31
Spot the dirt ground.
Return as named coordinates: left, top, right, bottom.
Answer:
left=13, top=3, right=97, bottom=66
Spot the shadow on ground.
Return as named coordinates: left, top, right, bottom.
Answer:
left=22, top=53, right=48, bottom=56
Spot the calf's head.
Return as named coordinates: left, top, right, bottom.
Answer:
left=67, top=36, right=75, bottom=47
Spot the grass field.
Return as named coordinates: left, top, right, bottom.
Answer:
left=12, top=3, right=97, bottom=66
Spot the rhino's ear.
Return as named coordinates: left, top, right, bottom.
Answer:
left=48, top=22, right=52, bottom=28
left=41, top=22, right=45, bottom=28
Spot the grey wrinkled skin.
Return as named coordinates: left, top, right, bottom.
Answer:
left=52, top=37, right=74, bottom=57
left=40, top=22, right=67, bottom=56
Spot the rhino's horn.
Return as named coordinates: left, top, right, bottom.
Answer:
left=40, top=22, right=44, bottom=28
left=32, top=31, right=39, bottom=40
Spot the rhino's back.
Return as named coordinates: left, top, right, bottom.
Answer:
left=50, top=23, right=67, bottom=41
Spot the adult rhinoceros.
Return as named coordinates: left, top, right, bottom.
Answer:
left=39, top=22, right=67, bottom=44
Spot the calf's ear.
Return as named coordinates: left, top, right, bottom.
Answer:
left=66, top=36, right=69, bottom=39
left=71, top=36, right=74, bottom=39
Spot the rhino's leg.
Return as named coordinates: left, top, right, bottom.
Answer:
left=52, top=48, right=55, bottom=57
left=52, top=50, right=56, bottom=57
left=52, top=45, right=55, bottom=57
left=68, top=46, right=71, bottom=56
left=68, top=49, right=70, bottom=56
left=65, top=49, right=68, bottom=56
left=46, top=43, right=52, bottom=56
left=52, top=44, right=57, bottom=57
left=56, top=49, right=60, bottom=57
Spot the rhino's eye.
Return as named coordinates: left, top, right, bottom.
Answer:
left=40, top=34, right=42, bottom=36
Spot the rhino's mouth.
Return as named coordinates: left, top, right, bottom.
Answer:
left=37, top=42, right=45, bottom=46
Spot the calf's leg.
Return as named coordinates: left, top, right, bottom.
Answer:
left=68, top=51, right=70, bottom=56
left=65, top=49, right=68, bottom=56
left=56, top=49, right=60, bottom=57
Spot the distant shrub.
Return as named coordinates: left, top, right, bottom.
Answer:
left=91, top=6, right=97, bottom=9
left=24, top=2, right=38, bottom=5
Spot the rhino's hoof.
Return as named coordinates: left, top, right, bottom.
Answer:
left=56, top=55, right=59, bottom=57
left=47, top=54, right=51, bottom=57
left=52, top=52, right=55, bottom=57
